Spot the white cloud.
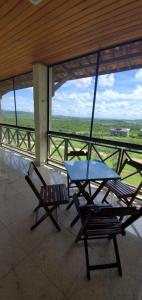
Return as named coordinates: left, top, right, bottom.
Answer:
left=97, top=84, right=142, bottom=102
left=64, top=77, right=94, bottom=89
left=53, top=83, right=142, bottom=119
left=95, top=98, right=142, bottom=119
left=74, top=77, right=93, bottom=88
left=135, top=69, right=142, bottom=80
left=27, top=87, right=33, bottom=93
left=52, top=91, right=93, bottom=117
left=98, top=74, right=115, bottom=88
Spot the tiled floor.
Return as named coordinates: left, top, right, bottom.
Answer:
left=0, top=148, right=142, bottom=300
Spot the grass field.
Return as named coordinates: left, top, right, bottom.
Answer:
left=1, top=111, right=141, bottom=187
left=52, top=116, right=142, bottom=145
left=1, top=111, right=142, bottom=145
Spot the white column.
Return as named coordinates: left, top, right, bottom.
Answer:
left=48, top=67, right=52, bottom=131
left=0, top=97, right=2, bottom=145
left=33, top=63, right=49, bottom=166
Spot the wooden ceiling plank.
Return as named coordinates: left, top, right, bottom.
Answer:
left=0, top=0, right=51, bottom=37
left=0, top=1, right=140, bottom=59
left=29, top=3, right=142, bottom=49
left=0, top=0, right=135, bottom=49
left=1, top=7, right=142, bottom=63
left=0, top=1, right=29, bottom=22
left=1, top=21, right=142, bottom=73
left=31, top=24, right=142, bottom=62
left=0, top=0, right=84, bottom=40
left=39, top=20, right=142, bottom=57
left=0, top=1, right=142, bottom=80
left=0, top=0, right=20, bottom=19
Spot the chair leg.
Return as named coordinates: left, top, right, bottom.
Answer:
left=66, top=199, right=74, bottom=210
left=31, top=212, right=49, bottom=230
left=75, top=227, right=84, bottom=243
left=31, top=208, right=61, bottom=232
left=70, top=214, right=80, bottom=227
left=84, top=237, right=90, bottom=280
left=34, top=204, right=41, bottom=212
left=102, top=189, right=110, bottom=203
left=49, top=212, right=61, bottom=231
left=113, top=236, right=122, bottom=276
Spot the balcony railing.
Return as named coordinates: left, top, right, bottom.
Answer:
left=48, top=131, right=142, bottom=189
left=0, top=125, right=141, bottom=189
left=0, top=123, right=35, bottom=155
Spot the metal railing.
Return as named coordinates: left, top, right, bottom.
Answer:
left=0, top=123, right=35, bottom=155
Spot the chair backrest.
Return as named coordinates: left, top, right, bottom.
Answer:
left=119, top=158, right=142, bottom=194
left=73, top=193, right=142, bottom=231
left=25, top=162, right=46, bottom=202
left=67, top=150, right=88, bottom=161
left=119, top=158, right=142, bottom=174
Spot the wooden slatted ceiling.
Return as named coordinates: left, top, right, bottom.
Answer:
left=1, top=41, right=142, bottom=97
left=0, top=0, right=142, bottom=81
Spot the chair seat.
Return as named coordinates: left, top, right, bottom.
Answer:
left=42, top=184, right=69, bottom=205
left=105, top=180, right=136, bottom=198
left=25, top=162, right=69, bottom=232
left=73, top=193, right=142, bottom=280
left=81, top=212, right=122, bottom=237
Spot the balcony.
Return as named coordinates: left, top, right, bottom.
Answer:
left=0, top=146, right=142, bottom=299
left=0, top=2, right=142, bottom=297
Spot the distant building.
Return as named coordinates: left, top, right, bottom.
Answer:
left=139, top=129, right=142, bottom=136
left=110, top=128, right=130, bottom=137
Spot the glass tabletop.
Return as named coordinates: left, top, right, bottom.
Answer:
left=64, top=160, right=120, bottom=182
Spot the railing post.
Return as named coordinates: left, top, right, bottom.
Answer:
left=27, top=131, right=31, bottom=152
left=16, top=129, right=20, bottom=148
left=7, top=128, right=10, bottom=145
left=64, top=138, right=68, bottom=160
left=117, top=148, right=125, bottom=174
left=47, top=133, right=50, bottom=162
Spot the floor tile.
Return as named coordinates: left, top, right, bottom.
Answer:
left=31, top=228, right=84, bottom=294
left=0, top=148, right=142, bottom=300
left=0, top=227, right=26, bottom=278
left=0, top=257, right=64, bottom=300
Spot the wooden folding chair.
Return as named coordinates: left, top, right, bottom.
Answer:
left=66, top=150, right=91, bottom=210
left=102, top=159, right=142, bottom=206
left=73, top=193, right=142, bottom=280
left=25, top=162, right=69, bottom=231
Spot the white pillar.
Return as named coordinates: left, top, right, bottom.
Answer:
left=48, top=67, right=52, bottom=131
left=33, top=63, right=49, bottom=166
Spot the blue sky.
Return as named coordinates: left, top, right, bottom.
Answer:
left=1, top=69, right=142, bottom=120
left=52, top=68, right=142, bottom=120
left=1, top=87, right=34, bottom=113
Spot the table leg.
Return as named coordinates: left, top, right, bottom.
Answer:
left=70, top=180, right=108, bottom=227
left=89, top=180, right=108, bottom=203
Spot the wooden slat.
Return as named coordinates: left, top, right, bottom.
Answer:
left=40, top=24, right=142, bottom=62
left=0, top=0, right=20, bottom=19
left=0, top=0, right=138, bottom=58
left=1, top=6, right=142, bottom=66
left=0, top=0, right=142, bottom=80
left=1, top=24, right=142, bottom=81
left=0, top=0, right=85, bottom=40
left=2, top=24, right=142, bottom=71
left=106, top=181, right=135, bottom=197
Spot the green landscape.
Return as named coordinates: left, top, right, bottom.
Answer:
left=52, top=116, right=142, bottom=145
left=1, top=111, right=142, bottom=145
left=0, top=111, right=141, bottom=186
